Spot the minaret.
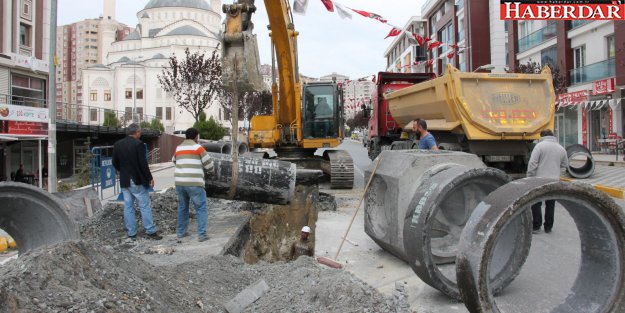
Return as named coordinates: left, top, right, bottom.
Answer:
left=98, top=0, right=118, bottom=64
left=104, top=0, right=116, bottom=20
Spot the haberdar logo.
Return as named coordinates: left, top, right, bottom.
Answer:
left=501, top=1, right=625, bottom=20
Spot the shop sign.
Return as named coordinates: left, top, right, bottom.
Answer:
left=0, top=103, right=50, bottom=123
left=592, top=77, right=616, bottom=95
left=11, top=53, right=49, bottom=73
left=558, top=90, right=588, bottom=104
left=0, top=120, right=48, bottom=136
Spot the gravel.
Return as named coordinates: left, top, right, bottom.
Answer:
left=0, top=241, right=411, bottom=313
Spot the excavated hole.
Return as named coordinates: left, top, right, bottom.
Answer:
left=225, top=184, right=329, bottom=264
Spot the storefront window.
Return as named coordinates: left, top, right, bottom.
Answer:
left=556, top=107, right=579, bottom=147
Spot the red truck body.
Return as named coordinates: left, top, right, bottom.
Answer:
left=367, top=72, right=436, bottom=158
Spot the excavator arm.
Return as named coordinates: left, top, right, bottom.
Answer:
left=222, top=0, right=302, bottom=146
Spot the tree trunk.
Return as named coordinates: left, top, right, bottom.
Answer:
left=228, top=55, right=239, bottom=199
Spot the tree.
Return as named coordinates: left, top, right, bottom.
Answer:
left=103, top=110, right=121, bottom=127
left=158, top=46, right=223, bottom=123
left=516, top=59, right=567, bottom=95
left=242, top=90, right=272, bottom=127
left=194, top=112, right=227, bottom=141
left=346, top=110, right=369, bottom=130
left=139, top=119, right=165, bottom=132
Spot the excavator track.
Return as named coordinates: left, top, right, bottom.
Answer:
left=322, top=150, right=354, bottom=189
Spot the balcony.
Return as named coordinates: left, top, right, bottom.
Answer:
left=518, top=23, right=557, bottom=53
left=570, top=58, right=615, bottom=85
left=0, top=94, right=48, bottom=108
left=570, top=20, right=590, bottom=29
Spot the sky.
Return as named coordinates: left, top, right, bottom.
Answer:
left=58, top=0, right=426, bottom=79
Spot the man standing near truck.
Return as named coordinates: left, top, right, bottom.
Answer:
left=527, top=129, right=568, bottom=234
left=414, top=119, right=439, bottom=150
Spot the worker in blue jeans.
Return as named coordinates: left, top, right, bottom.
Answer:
left=113, top=123, right=161, bottom=240
left=173, top=128, right=214, bottom=242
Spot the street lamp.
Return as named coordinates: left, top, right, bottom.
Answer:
left=473, top=64, right=495, bottom=72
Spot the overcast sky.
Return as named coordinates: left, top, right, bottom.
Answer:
left=58, top=0, right=426, bottom=79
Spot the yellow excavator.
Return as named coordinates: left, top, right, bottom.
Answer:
left=221, top=0, right=354, bottom=189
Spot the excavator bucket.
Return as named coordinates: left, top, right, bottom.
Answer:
left=222, top=0, right=266, bottom=92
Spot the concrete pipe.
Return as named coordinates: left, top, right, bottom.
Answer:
left=566, top=144, right=595, bottom=179
left=0, top=182, right=79, bottom=253
left=402, top=165, right=531, bottom=300
left=456, top=178, right=625, bottom=313
left=204, top=152, right=296, bottom=205
left=237, top=142, right=249, bottom=154
left=202, top=142, right=233, bottom=155
left=364, top=150, right=486, bottom=262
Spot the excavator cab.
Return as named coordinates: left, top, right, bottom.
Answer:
left=302, top=83, right=341, bottom=140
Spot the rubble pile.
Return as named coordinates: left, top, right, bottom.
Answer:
left=0, top=241, right=407, bottom=313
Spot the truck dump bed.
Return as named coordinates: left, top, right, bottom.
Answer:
left=385, top=65, right=555, bottom=140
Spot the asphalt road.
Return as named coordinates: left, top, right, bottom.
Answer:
left=325, top=140, right=625, bottom=313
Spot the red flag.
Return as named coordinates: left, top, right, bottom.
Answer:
left=351, top=9, right=387, bottom=23
left=428, top=41, right=443, bottom=50
left=427, top=59, right=434, bottom=66
left=450, top=44, right=459, bottom=50
left=424, top=37, right=432, bottom=43
left=447, top=52, right=455, bottom=59
left=413, top=33, right=425, bottom=46
left=385, top=28, right=402, bottom=39
left=320, top=0, right=334, bottom=12
left=372, top=75, right=376, bottom=83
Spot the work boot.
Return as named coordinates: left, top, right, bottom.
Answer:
left=147, top=232, right=162, bottom=240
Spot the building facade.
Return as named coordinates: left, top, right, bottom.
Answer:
left=383, top=16, right=428, bottom=73
left=508, top=20, right=624, bottom=151
left=56, top=1, right=132, bottom=107
left=0, top=0, right=52, bottom=183
left=82, top=0, right=225, bottom=133
left=420, top=0, right=508, bottom=75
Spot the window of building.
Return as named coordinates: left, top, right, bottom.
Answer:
left=136, top=107, right=143, bottom=117
left=573, top=46, right=585, bottom=69
left=104, top=90, right=111, bottom=101
left=165, top=107, right=172, bottom=120
left=125, top=107, right=132, bottom=120
left=90, top=108, right=98, bottom=122
left=11, top=74, right=45, bottom=106
left=21, top=0, right=32, bottom=20
left=541, top=46, right=557, bottom=69
left=19, top=24, right=31, bottom=47
left=156, top=107, right=163, bottom=119
left=136, top=88, right=144, bottom=100
left=125, top=88, right=133, bottom=99
left=90, top=90, right=97, bottom=101
left=607, top=35, right=615, bottom=59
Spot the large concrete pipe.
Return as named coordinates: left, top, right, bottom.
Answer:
left=364, top=150, right=485, bottom=262
left=202, top=142, right=233, bottom=154
left=401, top=164, right=531, bottom=300
left=456, top=179, right=625, bottom=313
left=566, top=144, right=595, bottom=179
left=204, top=152, right=296, bottom=205
left=236, top=142, right=249, bottom=154
left=0, top=183, right=79, bottom=253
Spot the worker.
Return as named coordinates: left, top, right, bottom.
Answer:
left=527, top=129, right=568, bottom=234
left=173, top=128, right=214, bottom=242
left=14, top=164, right=26, bottom=183
left=113, top=123, right=162, bottom=240
left=414, top=119, right=439, bottom=150
left=290, top=226, right=314, bottom=260
left=315, top=98, right=334, bottom=137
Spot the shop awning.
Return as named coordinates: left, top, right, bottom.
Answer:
left=0, top=135, right=18, bottom=142
left=556, top=98, right=622, bottom=110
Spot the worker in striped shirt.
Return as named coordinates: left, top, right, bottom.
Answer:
left=173, top=128, right=214, bottom=242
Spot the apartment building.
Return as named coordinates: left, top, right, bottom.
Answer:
left=0, top=0, right=52, bottom=183
left=508, top=20, right=625, bottom=150
left=420, top=0, right=507, bottom=75
left=383, top=16, right=428, bottom=73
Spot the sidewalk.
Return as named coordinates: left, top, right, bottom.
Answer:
left=588, top=153, right=625, bottom=166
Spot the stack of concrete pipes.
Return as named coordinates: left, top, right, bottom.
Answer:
left=365, top=150, right=625, bottom=313
left=202, top=141, right=249, bottom=155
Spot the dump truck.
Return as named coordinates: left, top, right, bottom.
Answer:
left=366, top=65, right=556, bottom=173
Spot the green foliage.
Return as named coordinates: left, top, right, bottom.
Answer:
left=75, top=138, right=92, bottom=188
left=103, top=110, right=121, bottom=127
left=150, top=119, right=165, bottom=132
left=57, top=181, right=75, bottom=192
left=140, top=121, right=151, bottom=129
left=194, top=111, right=227, bottom=141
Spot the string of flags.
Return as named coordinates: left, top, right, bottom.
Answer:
left=293, top=0, right=466, bottom=55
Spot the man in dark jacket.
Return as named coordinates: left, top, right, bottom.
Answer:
left=113, top=123, right=161, bottom=240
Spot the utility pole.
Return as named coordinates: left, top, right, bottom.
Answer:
left=227, top=55, right=239, bottom=200
left=48, top=0, right=58, bottom=192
